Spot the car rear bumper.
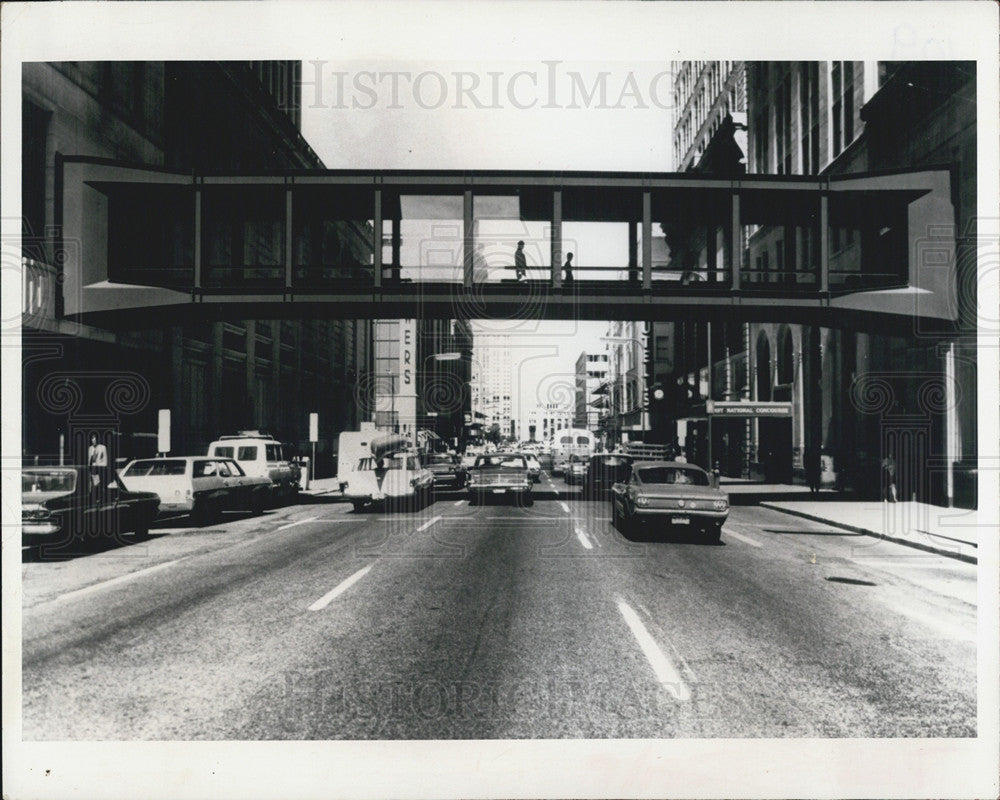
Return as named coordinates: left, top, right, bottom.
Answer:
left=632, top=508, right=728, bottom=526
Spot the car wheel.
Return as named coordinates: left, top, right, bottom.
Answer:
left=708, top=523, right=723, bottom=543
left=524, top=494, right=534, bottom=507
left=133, top=516, right=150, bottom=539
left=611, top=499, right=620, bottom=529
left=469, top=495, right=479, bottom=506
left=351, top=500, right=366, bottom=513
left=192, top=497, right=216, bottom=525
left=251, top=493, right=265, bottom=516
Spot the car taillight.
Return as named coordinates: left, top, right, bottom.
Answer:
left=713, top=499, right=728, bottom=510
left=635, top=495, right=649, bottom=507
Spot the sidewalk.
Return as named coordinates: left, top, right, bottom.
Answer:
left=760, top=496, right=981, bottom=564
left=299, top=477, right=343, bottom=497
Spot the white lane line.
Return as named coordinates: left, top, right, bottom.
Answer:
left=724, top=529, right=763, bottom=548
left=559, top=501, right=570, bottom=514
left=315, top=518, right=369, bottom=523
left=617, top=598, right=691, bottom=701
left=416, top=515, right=442, bottom=532
left=276, top=516, right=319, bottom=531
left=308, top=562, right=375, bottom=611
left=56, top=559, right=182, bottom=602
left=453, top=499, right=465, bottom=507
left=574, top=527, right=593, bottom=550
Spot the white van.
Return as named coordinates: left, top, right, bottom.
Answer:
left=207, top=431, right=298, bottom=501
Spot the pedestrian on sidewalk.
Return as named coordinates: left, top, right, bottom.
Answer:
left=563, top=252, right=574, bottom=284
left=881, top=454, right=898, bottom=502
left=805, top=447, right=822, bottom=493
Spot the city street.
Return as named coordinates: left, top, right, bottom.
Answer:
left=21, top=473, right=977, bottom=740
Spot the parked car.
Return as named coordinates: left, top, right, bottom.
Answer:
left=467, top=453, right=533, bottom=505
left=583, top=453, right=634, bottom=496
left=564, top=453, right=589, bottom=485
left=207, top=431, right=298, bottom=501
left=425, top=453, right=467, bottom=489
left=611, top=460, right=729, bottom=541
left=120, top=456, right=272, bottom=522
left=22, top=465, right=160, bottom=557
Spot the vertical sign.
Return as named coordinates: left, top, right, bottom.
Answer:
left=309, top=412, right=319, bottom=443
left=158, top=409, right=171, bottom=454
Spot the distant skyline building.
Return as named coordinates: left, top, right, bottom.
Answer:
left=471, top=333, right=514, bottom=439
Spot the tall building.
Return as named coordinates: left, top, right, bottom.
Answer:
left=659, top=60, right=976, bottom=506
left=417, top=319, right=474, bottom=449
left=21, top=62, right=371, bottom=476
left=471, top=334, right=514, bottom=440
left=574, top=351, right=609, bottom=430
left=672, top=61, right=746, bottom=171
left=599, top=321, right=648, bottom=445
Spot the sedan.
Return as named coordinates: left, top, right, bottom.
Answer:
left=120, top=456, right=272, bottom=522
left=583, top=453, right=634, bottom=496
left=564, top=454, right=589, bottom=485
left=425, top=453, right=467, bottom=489
left=467, top=453, right=533, bottom=506
left=611, top=460, right=729, bottom=541
left=22, top=465, right=160, bottom=558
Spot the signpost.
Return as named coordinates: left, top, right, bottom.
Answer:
left=678, top=401, right=793, bottom=476
left=308, top=412, right=318, bottom=489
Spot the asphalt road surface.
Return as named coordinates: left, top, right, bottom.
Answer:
left=21, top=472, right=977, bottom=740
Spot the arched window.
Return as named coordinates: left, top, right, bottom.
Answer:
left=755, top=333, right=772, bottom=402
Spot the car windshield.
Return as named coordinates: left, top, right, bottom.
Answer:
left=475, top=455, right=527, bottom=469
left=428, top=455, right=455, bottom=465
left=123, top=459, right=187, bottom=477
left=636, top=466, right=710, bottom=486
left=23, top=469, right=77, bottom=493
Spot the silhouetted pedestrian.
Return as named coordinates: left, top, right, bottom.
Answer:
left=563, top=252, right=574, bottom=284
left=514, top=240, right=527, bottom=281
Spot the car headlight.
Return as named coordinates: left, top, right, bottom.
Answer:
left=713, top=499, right=728, bottom=510
left=635, top=495, right=649, bottom=507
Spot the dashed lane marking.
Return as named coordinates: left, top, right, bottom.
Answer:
left=617, top=598, right=691, bottom=701
left=56, top=559, right=182, bottom=602
left=308, top=562, right=375, bottom=611
left=453, top=499, right=465, bottom=507
left=559, top=501, right=571, bottom=513
left=416, top=515, right=442, bottom=532
left=276, top=516, right=319, bottom=531
left=575, top=527, right=593, bottom=550
left=724, top=529, right=763, bottom=548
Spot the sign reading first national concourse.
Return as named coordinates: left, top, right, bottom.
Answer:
left=55, top=159, right=960, bottom=331
left=682, top=401, right=793, bottom=421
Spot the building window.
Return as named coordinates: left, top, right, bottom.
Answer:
left=799, top=63, right=820, bottom=174
left=831, top=61, right=855, bottom=156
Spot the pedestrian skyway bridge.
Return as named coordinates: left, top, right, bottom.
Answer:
left=58, top=159, right=959, bottom=331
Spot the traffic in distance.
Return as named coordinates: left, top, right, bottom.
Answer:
left=21, top=424, right=725, bottom=558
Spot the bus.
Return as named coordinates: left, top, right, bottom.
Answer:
left=551, top=428, right=597, bottom=475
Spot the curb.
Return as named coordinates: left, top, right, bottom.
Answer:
left=759, top=503, right=977, bottom=565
